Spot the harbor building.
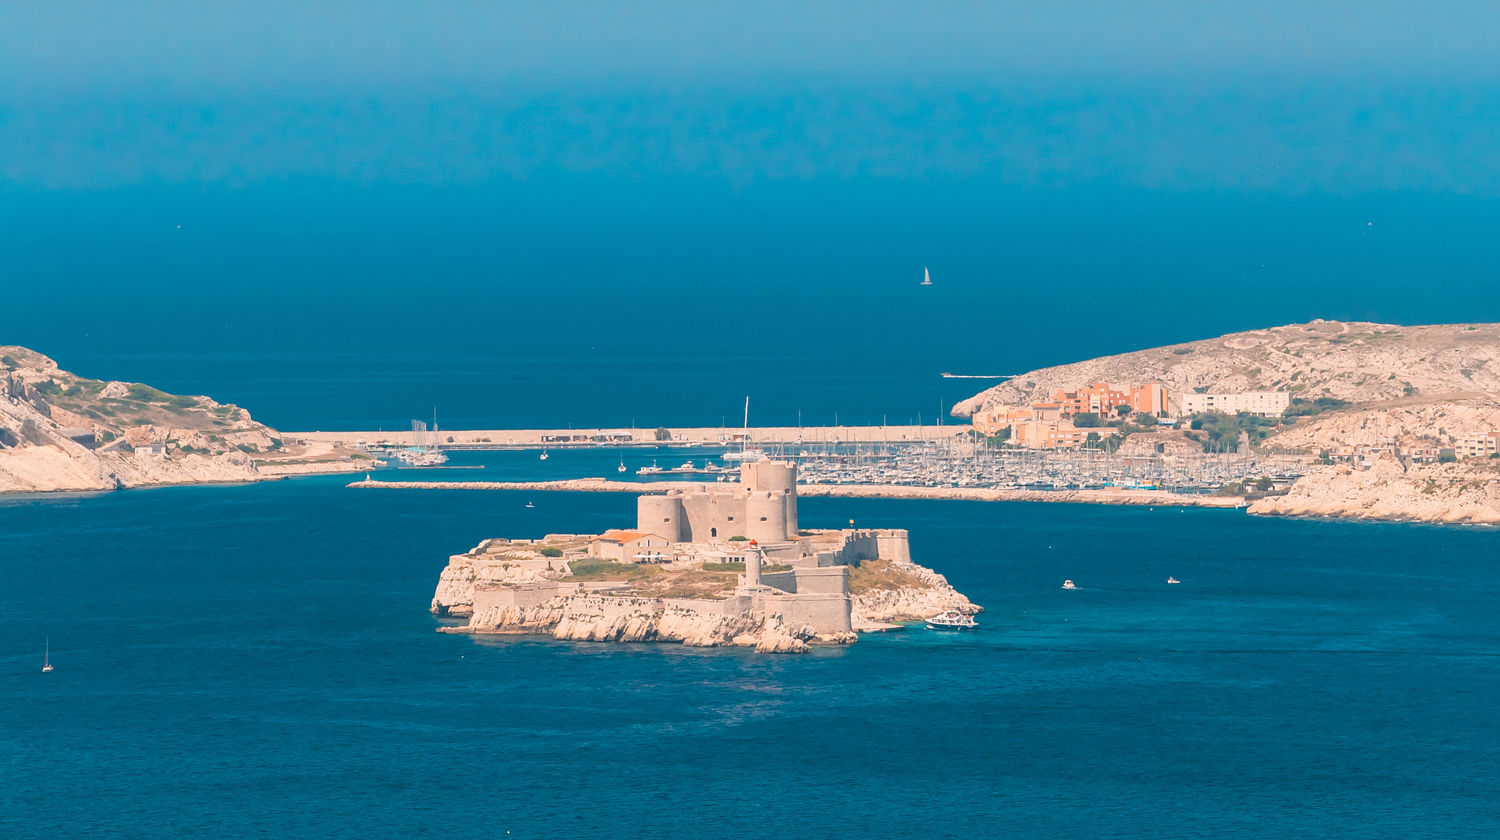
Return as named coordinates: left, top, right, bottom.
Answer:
left=1050, top=382, right=1168, bottom=418
left=1180, top=391, right=1291, bottom=417
left=1453, top=431, right=1500, bottom=460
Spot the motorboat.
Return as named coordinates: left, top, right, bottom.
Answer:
left=1166, top=577, right=1180, bottom=584
left=637, top=460, right=663, bottom=475
left=926, top=610, right=976, bottom=630
left=1061, top=580, right=1077, bottom=590
left=617, top=457, right=627, bottom=473
left=525, top=501, right=535, bottom=509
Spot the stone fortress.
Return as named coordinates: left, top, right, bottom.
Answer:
left=430, top=458, right=977, bottom=653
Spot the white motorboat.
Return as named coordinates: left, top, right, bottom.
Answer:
left=525, top=501, right=535, bottom=509
left=617, top=457, right=626, bottom=473
left=1061, top=579, right=1077, bottom=590
left=1166, top=577, right=1180, bottom=584
left=926, top=610, right=976, bottom=630
left=637, top=460, right=663, bottom=475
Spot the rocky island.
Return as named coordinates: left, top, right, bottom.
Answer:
left=954, top=320, right=1500, bottom=525
left=0, top=346, right=375, bottom=494
left=431, top=459, right=979, bottom=653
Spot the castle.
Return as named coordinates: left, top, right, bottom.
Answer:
left=434, top=459, right=927, bottom=648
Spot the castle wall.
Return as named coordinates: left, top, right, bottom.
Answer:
left=875, top=529, right=912, bottom=564
left=793, top=565, right=849, bottom=595
left=678, top=490, right=748, bottom=542
left=765, top=593, right=852, bottom=635
left=760, top=570, right=798, bottom=593
left=472, top=581, right=567, bottom=614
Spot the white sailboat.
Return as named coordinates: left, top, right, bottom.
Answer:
left=920, top=266, right=932, bottom=286
left=42, top=637, right=53, bottom=673
left=539, top=448, right=549, bottom=461
left=721, top=396, right=766, bottom=462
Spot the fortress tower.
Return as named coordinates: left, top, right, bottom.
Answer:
left=635, top=459, right=800, bottom=543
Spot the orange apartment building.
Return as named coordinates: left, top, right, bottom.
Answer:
left=971, top=382, right=1168, bottom=449
left=1051, top=382, right=1167, bottom=417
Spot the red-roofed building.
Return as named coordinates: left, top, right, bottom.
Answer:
left=588, top=529, right=674, bottom=563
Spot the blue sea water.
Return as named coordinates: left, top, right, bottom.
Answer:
left=5, top=71, right=1500, bottom=839
left=4, top=460, right=1499, bottom=838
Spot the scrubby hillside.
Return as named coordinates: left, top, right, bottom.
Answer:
left=0, top=346, right=371, bottom=493
left=952, top=320, right=1500, bottom=417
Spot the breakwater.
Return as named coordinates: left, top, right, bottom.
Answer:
left=346, top=477, right=1247, bottom=508
left=294, top=424, right=960, bottom=448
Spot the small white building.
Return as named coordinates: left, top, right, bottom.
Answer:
left=1180, top=391, right=1291, bottom=417
left=134, top=442, right=168, bottom=457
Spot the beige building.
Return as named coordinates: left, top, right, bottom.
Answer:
left=1180, top=391, right=1290, bottom=417
left=1452, top=432, right=1500, bottom=459
left=588, top=530, right=673, bottom=563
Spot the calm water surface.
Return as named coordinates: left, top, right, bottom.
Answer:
left=3, top=465, right=1498, bottom=838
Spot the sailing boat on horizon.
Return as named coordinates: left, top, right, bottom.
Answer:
left=42, top=637, right=53, bottom=673
left=721, top=396, right=766, bottom=463
left=920, top=266, right=932, bottom=286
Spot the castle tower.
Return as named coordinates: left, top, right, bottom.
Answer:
left=740, top=459, right=797, bottom=540
left=637, top=495, right=685, bottom=542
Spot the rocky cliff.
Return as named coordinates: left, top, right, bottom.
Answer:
left=953, top=320, right=1500, bottom=418
left=0, top=345, right=373, bottom=494
left=1249, top=455, right=1500, bottom=525
left=953, top=321, right=1500, bottom=525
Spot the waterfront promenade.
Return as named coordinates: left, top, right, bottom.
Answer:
left=293, top=425, right=963, bottom=448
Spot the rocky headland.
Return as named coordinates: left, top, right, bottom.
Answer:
left=953, top=320, right=1500, bottom=525
left=0, top=346, right=375, bottom=494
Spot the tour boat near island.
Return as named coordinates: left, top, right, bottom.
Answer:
left=926, top=611, right=977, bottom=630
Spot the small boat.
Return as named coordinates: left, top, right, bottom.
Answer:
left=42, top=637, right=53, bottom=673
left=1166, top=577, right=1180, bottom=585
left=926, top=610, right=976, bottom=630
left=1061, top=580, right=1077, bottom=590
left=617, top=457, right=626, bottom=473
left=539, top=449, right=549, bottom=461
left=637, top=460, right=663, bottom=475
left=525, top=501, right=535, bottom=509
left=920, top=266, right=932, bottom=286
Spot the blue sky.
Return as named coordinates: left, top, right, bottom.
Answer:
left=6, top=1, right=1498, bottom=95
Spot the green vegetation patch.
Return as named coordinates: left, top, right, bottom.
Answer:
left=562, top=559, right=738, bottom=599
left=1284, top=397, right=1351, bottom=419
left=1186, top=411, right=1278, bottom=452
left=126, top=383, right=171, bottom=402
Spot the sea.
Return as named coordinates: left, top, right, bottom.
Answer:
left=4, top=447, right=1499, bottom=838
left=5, top=78, right=1500, bottom=838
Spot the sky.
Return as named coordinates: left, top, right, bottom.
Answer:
left=2, top=2, right=1497, bottom=427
